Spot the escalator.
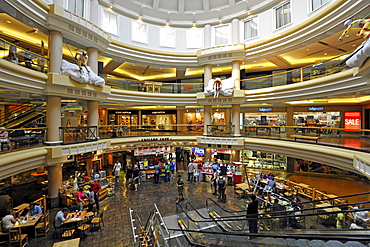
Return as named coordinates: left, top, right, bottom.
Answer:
left=129, top=203, right=170, bottom=247
left=0, top=102, right=45, bottom=128
left=173, top=195, right=370, bottom=246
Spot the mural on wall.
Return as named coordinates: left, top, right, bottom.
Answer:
left=338, top=18, right=370, bottom=67
left=204, top=77, right=235, bottom=98
left=61, top=59, right=105, bottom=87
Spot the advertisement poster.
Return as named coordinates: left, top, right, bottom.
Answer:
left=344, top=112, right=361, bottom=132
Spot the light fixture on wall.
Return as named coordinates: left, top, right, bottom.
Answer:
left=217, top=8, right=223, bottom=24
left=192, top=12, right=196, bottom=28
left=244, top=0, right=251, bottom=15
left=165, top=10, right=171, bottom=26
left=109, top=0, right=114, bottom=9
left=138, top=4, right=145, bottom=21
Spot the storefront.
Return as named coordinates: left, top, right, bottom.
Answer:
left=243, top=107, right=286, bottom=126
left=293, top=106, right=340, bottom=127
left=108, top=110, right=138, bottom=126
left=241, top=150, right=287, bottom=170
left=212, top=111, right=225, bottom=125
left=142, top=110, right=176, bottom=130
left=185, top=109, right=204, bottom=131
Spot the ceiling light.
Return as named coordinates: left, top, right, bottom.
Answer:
left=6, top=20, right=11, bottom=24
left=324, top=53, right=327, bottom=55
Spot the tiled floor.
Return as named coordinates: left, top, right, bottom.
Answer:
left=21, top=170, right=370, bottom=247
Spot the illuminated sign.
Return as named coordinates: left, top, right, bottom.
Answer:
left=308, top=107, right=324, bottom=111
left=192, top=147, right=204, bottom=156
left=344, top=112, right=361, bottom=132
left=259, top=108, right=272, bottom=112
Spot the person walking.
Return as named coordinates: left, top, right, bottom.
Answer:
left=170, top=159, right=176, bottom=180
left=176, top=175, right=184, bottom=203
left=133, top=165, right=141, bottom=191
left=217, top=176, right=226, bottom=202
left=211, top=169, right=219, bottom=195
left=90, top=180, right=101, bottom=212
left=247, top=194, right=259, bottom=238
left=164, top=162, right=171, bottom=182
left=87, top=187, right=95, bottom=212
left=113, top=160, right=122, bottom=182
left=154, top=163, right=161, bottom=184
left=187, top=162, right=196, bottom=182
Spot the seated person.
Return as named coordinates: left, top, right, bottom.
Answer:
left=2, top=209, right=17, bottom=232
left=353, top=204, right=369, bottom=222
left=350, top=219, right=364, bottom=229
left=27, top=202, right=42, bottom=216
left=55, top=207, right=71, bottom=228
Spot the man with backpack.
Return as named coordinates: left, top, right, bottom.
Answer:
left=218, top=175, right=227, bottom=202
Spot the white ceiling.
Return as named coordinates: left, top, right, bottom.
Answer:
left=105, top=0, right=278, bottom=26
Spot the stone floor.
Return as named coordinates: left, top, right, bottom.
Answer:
left=8, top=171, right=370, bottom=247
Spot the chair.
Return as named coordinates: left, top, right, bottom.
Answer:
left=91, top=210, right=104, bottom=231
left=77, top=216, right=91, bottom=241
left=0, top=221, right=9, bottom=245
left=8, top=227, right=28, bottom=247
left=35, top=210, right=50, bottom=237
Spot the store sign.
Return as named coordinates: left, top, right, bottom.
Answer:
left=344, top=112, right=361, bottom=132
left=75, top=152, right=94, bottom=161
left=196, top=109, right=204, bottom=113
left=259, top=108, right=272, bottom=112
left=142, top=110, right=177, bottom=115
left=192, top=147, right=204, bottom=156
left=212, top=149, right=231, bottom=154
left=308, top=107, right=324, bottom=111
left=109, top=110, right=138, bottom=115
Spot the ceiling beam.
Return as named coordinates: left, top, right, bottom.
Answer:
left=203, top=0, right=209, bottom=12
left=153, top=0, right=160, bottom=10
left=104, top=60, right=123, bottom=73
left=178, top=0, right=184, bottom=13
left=267, top=56, right=292, bottom=68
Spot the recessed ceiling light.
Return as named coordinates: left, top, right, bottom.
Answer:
left=6, top=20, right=11, bottom=24
left=324, top=53, right=327, bottom=55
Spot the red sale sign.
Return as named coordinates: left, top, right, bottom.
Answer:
left=344, top=112, right=361, bottom=132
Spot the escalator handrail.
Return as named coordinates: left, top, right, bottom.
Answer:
left=185, top=202, right=214, bottom=220
left=153, top=203, right=170, bottom=236
left=206, top=197, right=247, bottom=214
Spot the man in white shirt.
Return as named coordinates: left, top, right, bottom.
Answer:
left=55, top=208, right=70, bottom=228
left=187, top=162, right=196, bottom=182
left=113, top=160, right=122, bottom=182
left=353, top=204, right=369, bottom=223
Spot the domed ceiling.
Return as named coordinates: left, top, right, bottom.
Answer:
left=103, top=0, right=278, bottom=27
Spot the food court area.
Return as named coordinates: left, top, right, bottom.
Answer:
left=1, top=146, right=370, bottom=246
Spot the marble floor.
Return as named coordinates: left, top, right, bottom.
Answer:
left=19, top=170, right=370, bottom=247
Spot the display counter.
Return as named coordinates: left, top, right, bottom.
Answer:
left=142, top=168, right=166, bottom=180
left=59, top=176, right=115, bottom=208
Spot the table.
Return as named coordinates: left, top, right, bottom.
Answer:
left=64, top=211, right=86, bottom=224
left=53, top=238, right=80, bottom=247
left=12, top=215, right=42, bottom=228
left=235, top=183, right=250, bottom=198
left=315, top=203, right=341, bottom=212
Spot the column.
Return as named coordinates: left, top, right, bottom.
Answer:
left=87, top=47, right=98, bottom=74
left=204, top=148, right=211, bottom=163
left=231, top=150, right=240, bottom=162
left=90, top=0, right=99, bottom=25
left=46, top=96, right=61, bottom=144
left=138, top=110, right=142, bottom=128
left=177, top=106, right=185, bottom=133
left=88, top=100, right=99, bottom=139
left=286, top=106, right=294, bottom=136
left=232, top=60, right=241, bottom=90
left=231, top=19, right=240, bottom=43
left=48, top=30, right=63, bottom=74
left=48, top=164, right=62, bottom=208
left=204, top=24, right=211, bottom=48
left=232, top=104, right=241, bottom=136
left=203, top=105, right=212, bottom=135
left=204, top=64, right=212, bottom=88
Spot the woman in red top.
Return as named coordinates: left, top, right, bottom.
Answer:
left=76, top=187, right=85, bottom=211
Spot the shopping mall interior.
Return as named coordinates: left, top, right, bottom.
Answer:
left=0, top=0, right=370, bottom=246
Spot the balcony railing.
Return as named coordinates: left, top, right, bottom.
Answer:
left=206, top=125, right=235, bottom=136
left=0, top=37, right=48, bottom=73
left=59, top=126, right=98, bottom=144
left=1, top=124, right=370, bottom=153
